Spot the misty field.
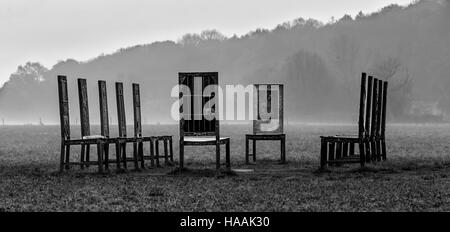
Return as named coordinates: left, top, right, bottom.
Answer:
left=0, top=124, right=449, bottom=212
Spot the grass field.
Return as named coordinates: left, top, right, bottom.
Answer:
left=0, top=124, right=449, bottom=211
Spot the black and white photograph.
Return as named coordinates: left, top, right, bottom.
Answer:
left=0, top=0, right=449, bottom=219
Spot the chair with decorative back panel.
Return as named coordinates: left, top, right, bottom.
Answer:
left=178, top=72, right=231, bottom=172
left=245, top=84, right=286, bottom=164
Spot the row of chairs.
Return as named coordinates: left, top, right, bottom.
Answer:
left=179, top=72, right=388, bottom=171
left=57, top=76, right=173, bottom=173
left=58, top=72, right=388, bottom=173
left=178, top=73, right=286, bottom=172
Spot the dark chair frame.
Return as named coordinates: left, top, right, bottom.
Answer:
left=131, top=83, right=174, bottom=168
left=57, top=76, right=106, bottom=173
left=320, top=73, right=388, bottom=168
left=112, top=82, right=174, bottom=171
left=113, top=82, right=143, bottom=171
left=58, top=77, right=174, bottom=173
left=245, top=84, right=286, bottom=164
left=178, top=72, right=230, bottom=171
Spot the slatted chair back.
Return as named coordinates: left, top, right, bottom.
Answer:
left=58, top=75, right=71, bottom=141
left=98, top=80, right=109, bottom=138
left=115, top=82, right=127, bottom=138
left=253, top=84, right=284, bottom=135
left=358, top=74, right=389, bottom=140
left=320, top=72, right=389, bottom=168
left=370, top=76, right=380, bottom=140
left=179, top=72, right=219, bottom=139
left=132, top=83, right=142, bottom=138
left=372, top=79, right=389, bottom=138
left=375, top=79, right=383, bottom=140
left=364, top=75, right=373, bottom=139
left=78, top=78, right=91, bottom=138
left=358, top=73, right=367, bottom=140
left=380, top=81, right=388, bottom=139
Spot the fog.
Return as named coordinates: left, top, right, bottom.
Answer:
left=0, top=0, right=449, bottom=125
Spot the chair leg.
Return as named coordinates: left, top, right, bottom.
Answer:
left=216, top=143, right=220, bottom=170
left=155, top=140, right=160, bottom=167
left=336, top=142, right=342, bottom=160
left=376, top=139, right=382, bottom=162
left=97, top=143, right=104, bottom=174
left=139, top=142, right=145, bottom=169
left=359, top=141, right=366, bottom=167
left=150, top=139, right=155, bottom=168
left=281, top=136, right=286, bottom=164
left=169, top=138, right=174, bottom=162
left=115, top=141, right=121, bottom=170
left=245, top=136, right=249, bottom=164
left=164, top=139, right=169, bottom=164
left=85, top=145, right=90, bottom=168
left=320, top=139, right=327, bottom=169
left=133, top=142, right=139, bottom=170
left=365, top=140, right=371, bottom=163
left=370, top=139, right=377, bottom=162
left=122, top=143, right=127, bottom=170
left=328, top=142, right=335, bottom=166
left=226, top=140, right=231, bottom=170
left=60, top=142, right=66, bottom=173
left=381, top=138, right=387, bottom=161
left=179, top=141, right=184, bottom=169
left=80, top=144, right=85, bottom=170
left=104, top=143, right=109, bottom=171
left=65, top=144, right=71, bottom=170
left=252, top=139, right=256, bottom=162
left=342, top=142, right=349, bottom=158
left=349, top=142, right=355, bottom=157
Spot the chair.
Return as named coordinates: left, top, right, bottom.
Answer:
left=113, top=82, right=174, bottom=170
left=130, top=83, right=174, bottom=168
left=245, top=84, right=286, bottom=164
left=57, top=76, right=106, bottom=173
left=114, top=82, right=142, bottom=171
left=97, top=80, right=126, bottom=172
left=178, top=72, right=230, bottom=171
left=319, top=73, right=388, bottom=168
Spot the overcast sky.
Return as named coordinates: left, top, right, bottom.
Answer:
left=0, top=0, right=414, bottom=85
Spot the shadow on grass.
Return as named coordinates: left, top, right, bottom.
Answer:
left=313, top=160, right=450, bottom=177
left=2, top=158, right=449, bottom=180
left=167, top=167, right=238, bottom=178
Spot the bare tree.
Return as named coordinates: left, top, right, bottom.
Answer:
left=369, top=57, right=413, bottom=118
left=369, top=57, right=412, bottom=92
left=200, top=30, right=227, bottom=41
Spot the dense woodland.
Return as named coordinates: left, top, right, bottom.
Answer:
left=0, top=0, right=449, bottom=124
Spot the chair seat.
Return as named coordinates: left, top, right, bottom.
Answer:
left=82, top=135, right=106, bottom=140
left=320, top=135, right=360, bottom=142
left=246, top=133, right=285, bottom=138
left=335, top=134, right=359, bottom=138
left=246, top=133, right=285, bottom=136
left=66, top=135, right=107, bottom=144
left=141, top=135, right=172, bottom=141
left=184, top=136, right=229, bottom=142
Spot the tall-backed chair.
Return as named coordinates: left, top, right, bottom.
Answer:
left=97, top=80, right=126, bottom=172
left=319, top=73, right=388, bottom=168
left=131, top=83, right=174, bottom=168
left=245, top=84, right=286, bottom=164
left=114, top=82, right=141, bottom=171
left=178, top=72, right=231, bottom=171
left=57, top=76, right=105, bottom=173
